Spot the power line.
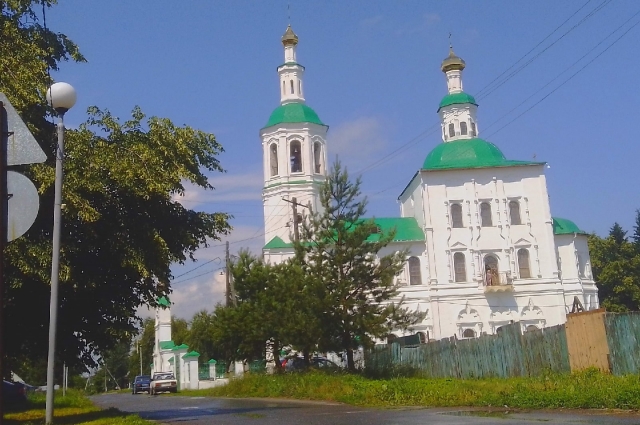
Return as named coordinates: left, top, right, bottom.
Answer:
left=482, top=7, right=640, bottom=136
left=485, top=15, right=640, bottom=138
left=171, top=266, right=225, bottom=285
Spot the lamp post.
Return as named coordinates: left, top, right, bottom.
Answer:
left=45, top=82, right=76, bottom=425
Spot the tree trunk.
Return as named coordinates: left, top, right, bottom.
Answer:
left=273, top=340, right=282, bottom=373
left=303, top=348, right=310, bottom=366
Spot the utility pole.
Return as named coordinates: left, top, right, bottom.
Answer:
left=138, top=340, right=143, bottom=376
left=282, top=197, right=311, bottom=242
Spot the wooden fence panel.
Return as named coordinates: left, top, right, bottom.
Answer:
left=565, top=309, right=610, bottom=372
left=604, top=312, right=640, bottom=376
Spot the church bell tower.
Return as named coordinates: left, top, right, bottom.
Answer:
left=260, top=26, right=329, bottom=248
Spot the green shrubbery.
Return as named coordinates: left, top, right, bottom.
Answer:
left=195, top=368, right=640, bottom=410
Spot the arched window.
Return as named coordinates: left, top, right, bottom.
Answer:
left=495, top=326, right=504, bottom=335
left=518, top=249, right=531, bottom=278
left=484, top=255, right=499, bottom=286
left=270, top=144, right=278, bottom=176
left=290, top=79, right=294, bottom=94
left=509, top=201, right=521, bottom=225
left=454, top=252, right=466, bottom=282
left=460, top=121, right=468, bottom=135
left=298, top=80, right=302, bottom=95
left=290, top=140, right=302, bottom=172
left=313, top=142, right=322, bottom=173
left=462, top=328, right=476, bottom=338
left=448, top=123, right=455, bottom=137
left=470, top=122, right=477, bottom=137
left=480, top=202, right=492, bottom=227
left=525, top=325, right=539, bottom=332
left=282, top=81, right=285, bottom=95
left=578, top=254, right=586, bottom=277
left=417, top=332, right=428, bottom=344
left=451, top=203, right=463, bottom=228
left=408, top=256, right=421, bottom=286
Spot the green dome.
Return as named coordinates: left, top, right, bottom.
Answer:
left=264, top=102, right=325, bottom=128
left=438, top=92, right=478, bottom=111
left=552, top=217, right=587, bottom=235
left=422, top=138, right=541, bottom=170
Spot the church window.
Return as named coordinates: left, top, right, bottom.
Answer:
left=282, top=81, right=285, bottom=95
left=418, top=331, right=428, bottom=343
left=314, top=142, right=322, bottom=173
left=460, top=121, right=468, bottom=135
left=290, top=79, right=294, bottom=94
left=270, top=144, right=278, bottom=176
left=578, top=254, right=586, bottom=277
left=448, top=123, right=455, bottom=137
left=480, top=202, right=492, bottom=227
left=462, top=328, right=476, bottom=338
left=471, top=121, right=477, bottom=137
left=484, top=255, right=499, bottom=286
left=290, top=141, right=302, bottom=172
left=518, top=249, right=531, bottom=278
left=509, top=201, right=521, bottom=225
left=454, top=252, right=466, bottom=282
left=408, top=256, right=421, bottom=285
left=299, top=80, right=302, bottom=95
left=451, top=203, right=463, bottom=228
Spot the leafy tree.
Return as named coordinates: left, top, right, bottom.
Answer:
left=128, top=318, right=154, bottom=378
left=171, top=317, right=190, bottom=346
left=186, top=310, right=219, bottom=363
left=589, top=229, right=640, bottom=312
left=2, top=1, right=231, bottom=376
left=295, top=161, right=423, bottom=370
left=609, top=222, right=627, bottom=245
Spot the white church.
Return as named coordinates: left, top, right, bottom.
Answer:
left=260, top=26, right=599, bottom=341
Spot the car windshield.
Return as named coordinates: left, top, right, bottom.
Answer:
left=136, top=376, right=150, bottom=382
left=153, top=373, right=174, bottom=380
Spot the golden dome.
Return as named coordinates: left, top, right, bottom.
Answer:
left=441, top=46, right=466, bottom=72
left=282, top=25, right=298, bottom=46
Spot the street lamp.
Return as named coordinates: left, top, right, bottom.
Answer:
left=45, top=82, right=76, bottom=425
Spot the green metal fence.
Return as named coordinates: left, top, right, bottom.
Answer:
left=605, top=312, right=640, bottom=375
left=365, top=322, right=571, bottom=379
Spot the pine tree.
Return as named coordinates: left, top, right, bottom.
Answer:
left=632, top=209, right=640, bottom=252
left=295, top=161, right=423, bottom=370
left=609, top=222, right=627, bottom=245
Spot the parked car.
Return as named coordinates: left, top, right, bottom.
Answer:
left=3, top=380, right=27, bottom=407
left=131, top=375, right=151, bottom=394
left=150, top=372, right=177, bottom=395
left=284, top=356, right=340, bottom=372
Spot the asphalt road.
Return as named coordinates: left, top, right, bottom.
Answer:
left=91, top=392, right=640, bottom=425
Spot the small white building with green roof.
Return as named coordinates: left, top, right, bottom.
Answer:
left=260, top=29, right=598, bottom=341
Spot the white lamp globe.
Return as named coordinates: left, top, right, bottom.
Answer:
left=46, top=82, right=77, bottom=112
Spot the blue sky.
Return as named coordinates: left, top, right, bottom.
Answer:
left=47, top=0, right=640, bottom=318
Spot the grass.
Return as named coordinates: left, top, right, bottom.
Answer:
left=3, top=389, right=153, bottom=425
left=183, top=368, right=640, bottom=410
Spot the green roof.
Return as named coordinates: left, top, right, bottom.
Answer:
left=367, top=218, right=425, bottom=242
left=264, top=102, right=325, bottom=128
left=157, top=296, right=170, bottom=307
left=263, top=217, right=424, bottom=250
left=422, top=138, right=544, bottom=171
left=159, top=340, right=175, bottom=350
left=263, top=236, right=290, bottom=249
left=182, top=350, right=200, bottom=359
left=553, top=217, right=587, bottom=235
left=168, top=357, right=174, bottom=364
left=208, top=359, right=217, bottom=364
left=171, top=343, right=189, bottom=351
left=438, top=91, right=478, bottom=111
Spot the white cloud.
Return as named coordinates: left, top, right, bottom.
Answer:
left=360, top=15, right=383, bottom=29
left=329, top=116, right=389, bottom=170
left=163, top=224, right=264, bottom=320
left=172, top=171, right=264, bottom=207
left=396, top=13, right=440, bottom=36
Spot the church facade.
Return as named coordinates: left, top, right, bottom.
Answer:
left=261, top=26, right=599, bottom=341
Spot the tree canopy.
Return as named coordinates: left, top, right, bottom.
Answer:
left=589, top=211, right=640, bottom=312
left=2, top=0, right=231, bottom=376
